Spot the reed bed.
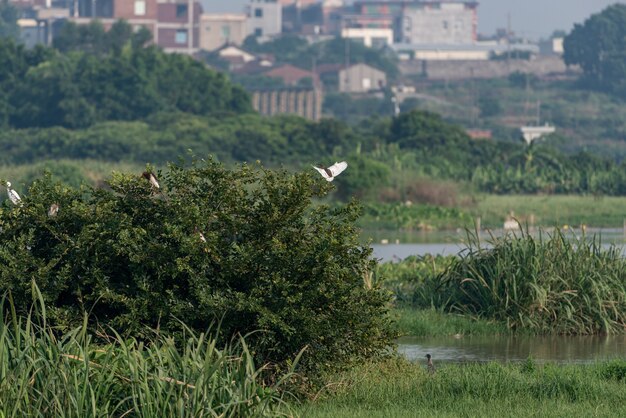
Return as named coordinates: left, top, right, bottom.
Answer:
left=429, top=227, right=626, bottom=334
left=302, top=357, right=626, bottom=417
left=0, top=292, right=296, bottom=417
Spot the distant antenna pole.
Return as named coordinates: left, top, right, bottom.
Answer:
left=536, top=100, right=541, bottom=125
left=507, top=12, right=511, bottom=68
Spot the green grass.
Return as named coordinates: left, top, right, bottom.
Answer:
left=393, top=308, right=508, bottom=337
left=300, top=358, right=626, bottom=417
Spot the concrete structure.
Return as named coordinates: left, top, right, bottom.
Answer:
left=246, top=0, right=281, bottom=38
left=157, top=0, right=202, bottom=54
left=521, top=125, right=556, bottom=145
left=200, top=13, right=247, bottom=51
left=251, top=87, right=323, bottom=120
left=401, top=1, right=477, bottom=45
left=539, top=37, right=564, bottom=56
left=339, top=63, right=386, bottom=93
left=341, top=27, right=392, bottom=48
left=392, top=42, right=539, bottom=61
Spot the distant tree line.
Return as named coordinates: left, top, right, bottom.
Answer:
left=0, top=20, right=251, bottom=129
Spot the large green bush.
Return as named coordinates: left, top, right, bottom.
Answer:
left=0, top=158, right=394, bottom=371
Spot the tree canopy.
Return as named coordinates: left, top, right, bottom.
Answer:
left=563, top=4, right=626, bottom=95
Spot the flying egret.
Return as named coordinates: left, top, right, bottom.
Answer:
left=6, top=182, right=21, bottom=205
left=141, top=171, right=160, bottom=189
left=48, top=203, right=59, bottom=217
left=313, top=161, right=348, bottom=182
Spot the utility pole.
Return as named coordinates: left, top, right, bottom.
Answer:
left=188, top=0, right=194, bottom=55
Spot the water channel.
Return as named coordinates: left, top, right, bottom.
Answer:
left=366, top=228, right=626, bottom=364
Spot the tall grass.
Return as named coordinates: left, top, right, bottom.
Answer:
left=0, top=287, right=297, bottom=417
left=429, top=227, right=626, bottom=334
left=302, top=357, right=626, bottom=417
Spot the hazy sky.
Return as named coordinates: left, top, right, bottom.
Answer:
left=201, top=0, right=625, bottom=40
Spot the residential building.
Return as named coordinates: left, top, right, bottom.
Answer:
left=200, top=14, right=247, bottom=51
left=157, top=0, right=203, bottom=54
left=213, top=44, right=274, bottom=71
left=246, top=0, right=281, bottom=38
left=341, top=27, right=392, bottom=48
left=339, top=63, right=386, bottom=93
left=71, top=0, right=158, bottom=34
left=392, top=42, right=539, bottom=61
left=401, top=1, right=477, bottom=45
left=262, top=64, right=320, bottom=87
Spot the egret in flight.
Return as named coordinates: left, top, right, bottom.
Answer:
left=5, top=182, right=21, bottom=205
left=313, top=161, right=348, bottom=182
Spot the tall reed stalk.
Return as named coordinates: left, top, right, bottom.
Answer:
left=0, top=284, right=298, bottom=417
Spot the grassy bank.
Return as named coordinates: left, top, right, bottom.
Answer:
left=394, top=308, right=508, bottom=337
left=300, top=358, right=626, bottom=417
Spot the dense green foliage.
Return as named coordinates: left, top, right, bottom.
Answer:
left=0, top=160, right=395, bottom=373
left=564, top=4, right=626, bottom=95
left=0, top=0, right=18, bottom=40
left=303, top=358, right=626, bottom=417
left=0, top=293, right=295, bottom=417
left=423, top=228, right=626, bottom=334
left=0, top=29, right=250, bottom=129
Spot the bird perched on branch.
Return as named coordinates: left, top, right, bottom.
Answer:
left=48, top=203, right=59, bottom=217
left=141, top=171, right=160, bottom=189
left=425, top=353, right=436, bottom=375
left=313, top=161, right=348, bottom=182
left=5, top=182, right=21, bottom=205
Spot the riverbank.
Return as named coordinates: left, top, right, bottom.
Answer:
left=394, top=308, right=508, bottom=337
left=299, top=358, right=626, bottom=417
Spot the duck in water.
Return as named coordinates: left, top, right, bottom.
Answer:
left=425, top=354, right=436, bottom=375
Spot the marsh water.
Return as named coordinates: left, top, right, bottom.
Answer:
left=397, top=334, right=626, bottom=364
left=369, top=228, right=626, bottom=364
left=367, top=228, right=626, bottom=262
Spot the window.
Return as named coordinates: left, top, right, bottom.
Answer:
left=134, top=0, right=146, bottom=16
left=221, top=25, right=231, bottom=38
left=362, top=78, right=371, bottom=90
left=254, top=8, right=263, bottom=18
left=176, top=4, right=188, bottom=19
left=254, top=28, right=263, bottom=37
left=175, top=29, right=188, bottom=44
left=442, top=21, right=449, bottom=30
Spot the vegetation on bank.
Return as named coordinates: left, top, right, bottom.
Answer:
left=302, top=358, right=626, bottom=417
left=380, top=228, right=626, bottom=335
left=0, top=161, right=395, bottom=376
left=0, top=292, right=296, bottom=417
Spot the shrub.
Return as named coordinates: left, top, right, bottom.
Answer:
left=0, top=158, right=395, bottom=373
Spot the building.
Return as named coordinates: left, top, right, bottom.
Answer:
left=246, top=0, right=281, bottom=38
left=339, top=63, right=386, bottom=93
left=392, top=42, right=539, bottom=61
left=251, top=87, right=323, bottom=120
left=401, top=1, right=477, bottom=44
left=157, top=0, right=203, bottom=54
left=200, top=14, right=247, bottom=51
left=262, top=64, right=320, bottom=87
left=341, top=27, right=392, bottom=48
left=347, top=1, right=477, bottom=44
left=71, top=0, right=159, bottom=35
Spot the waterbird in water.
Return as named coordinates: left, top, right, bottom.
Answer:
left=141, top=171, right=160, bottom=189
left=5, top=182, right=21, bottom=205
left=425, top=354, right=436, bottom=375
left=48, top=203, right=59, bottom=217
left=313, top=161, right=348, bottom=182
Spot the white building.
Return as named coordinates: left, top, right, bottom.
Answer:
left=246, top=0, right=281, bottom=38
left=402, top=1, right=477, bottom=45
left=341, top=28, right=393, bottom=48
left=200, top=14, right=248, bottom=51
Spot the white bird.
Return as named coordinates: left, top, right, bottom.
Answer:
left=6, top=182, right=21, bottom=205
left=141, top=171, right=160, bottom=189
left=313, top=161, right=348, bottom=182
left=48, top=203, right=59, bottom=217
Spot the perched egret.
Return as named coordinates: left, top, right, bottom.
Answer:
left=425, top=354, right=436, bottom=375
left=312, top=161, right=348, bottom=182
left=48, top=203, right=59, bottom=217
left=6, top=182, right=21, bottom=205
left=141, top=171, right=160, bottom=189
left=194, top=226, right=207, bottom=243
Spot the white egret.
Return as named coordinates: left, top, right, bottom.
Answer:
left=6, top=182, right=21, bottom=205
left=48, top=203, right=59, bottom=217
left=312, top=161, right=348, bottom=182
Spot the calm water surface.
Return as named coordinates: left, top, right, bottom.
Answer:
left=398, top=334, right=626, bottom=364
